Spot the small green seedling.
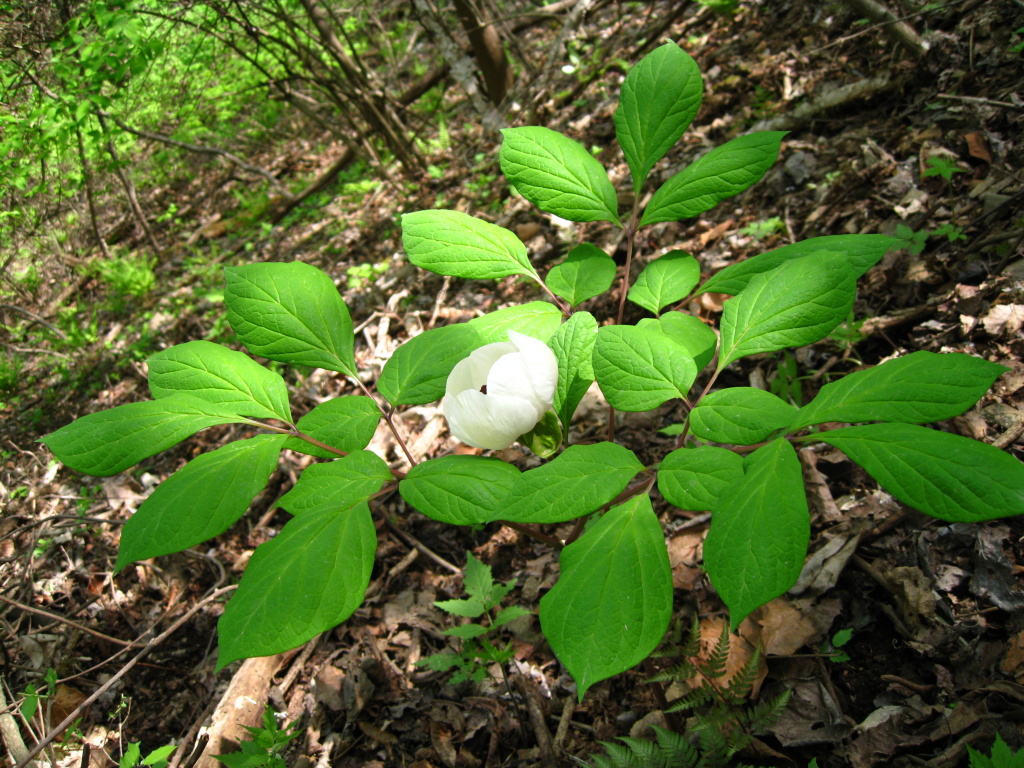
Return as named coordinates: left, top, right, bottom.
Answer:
left=822, top=627, right=852, bottom=663
left=922, top=155, right=966, bottom=183
left=932, top=223, right=966, bottom=243
left=418, top=552, right=531, bottom=684
left=894, top=223, right=928, bottom=255
left=120, top=743, right=176, bottom=768
left=967, top=734, right=1024, bottom=768
left=214, top=705, right=300, bottom=768
left=741, top=216, right=785, bottom=240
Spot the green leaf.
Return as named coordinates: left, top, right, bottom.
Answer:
left=147, top=341, right=291, bottom=422
left=699, top=235, right=899, bottom=296
left=628, top=251, right=701, bottom=315
left=41, top=394, right=250, bottom=477
left=718, top=252, right=857, bottom=370
left=467, top=301, right=563, bottom=341
left=593, top=323, right=697, bottom=411
left=793, top=351, right=1007, bottom=429
left=657, top=312, right=718, bottom=372
left=378, top=323, right=479, bottom=406
left=545, top=244, right=616, bottom=306
left=704, top=439, right=810, bottom=629
left=493, top=605, right=531, bottom=627
left=377, top=302, right=561, bottom=406
left=814, top=423, right=1024, bottom=522
left=284, top=397, right=381, bottom=458
left=115, top=435, right=286, bottom=571
left=120, top=743, right=141, bottom=768
left=500, top=126, right=621, bottom=225
left=216, top=498, right=376, bottom=668
left=614, top=42, right=703, bottom=192
left=550, top=311, right=598, bottom=433
left=463, top=551, right=498, bottom=605
left=276, top=451, right=392, bottom=516
left=444, top=623, right=489, bottom=638
left=641, top=132, right=786, bottom=226
left=519, top=411, right=562, bottom=458
left=224, top=262, right=356, bottom=376
left=400, top=455, right=521, bottom=525
left=539, top=493, right=672, bottom=699
left=500, top=442, right=644, bottom=524
left=658, top=446, right=743, bottom=511
left=401, top=209, right=539, bottom=280
left=690, top=388, right=798, bottom=445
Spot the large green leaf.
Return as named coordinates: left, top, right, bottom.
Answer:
left=690, top=388, right=798, bottom=445
left=148, top=341, right=291, bottom=422
left=41, top=394, right=251, bottom=477
left=377, top=302, right=561, bottom=406
left=641, top=132, right=786, bottom=226
left=377, top=323, right=479, bottom=406
left=550, top=311, right=598, bottom=433
left=399, top=455, right=521, bottom=525
left=539, top=493, right=672, bottom=699
left=718, top=252, right=856, bottom=370
left=657, top=312, right=718, bottom=373
left=216, top=499, right=377, bottom=668
left=500, top=126, right=621, bottom=225
left=614, top=41, right=703, bottom=192
left=224, top=262, right=356, bottom=376
left=814, top=423, right=1024, bottom=522
left=401, top=210, right=539, bottom=280
left=793, top=351, right=1007, bottom=429
left=284, top=397, right=382, bottom=458
left=628, top=251, right=701, bottom=315
left=115, top=435, right=286, bottom=570
left=593, top=323, right=697, bottom=411
left=699, top=235, right=899, bottom=297
left=546, top=244, right=616, bottom=306
left=276, top=451, right=393, bottom=516
left=657, top=446, right=743, bottom=512
left=500, top=442, right=644, bottom=524
left=704, top=439, right=810, bottom=628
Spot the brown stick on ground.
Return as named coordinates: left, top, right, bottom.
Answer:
left=511, top=674, right=558, bottom=768
left=839, top=0, right=929, bottom=58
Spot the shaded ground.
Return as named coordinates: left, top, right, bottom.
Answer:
left=2, top=1, right=1024, bottom=767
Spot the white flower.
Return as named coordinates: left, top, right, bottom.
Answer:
left=444, top=330, right=558, bottom=450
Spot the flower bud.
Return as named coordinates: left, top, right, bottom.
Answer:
left=443, top=330, right=558, bottom=450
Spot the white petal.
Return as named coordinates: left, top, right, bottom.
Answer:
left=508, top=331, right=558, bottom=407
left=445, top=340, right=516, bottom=396
left=444, top=389, right=541, bottom=450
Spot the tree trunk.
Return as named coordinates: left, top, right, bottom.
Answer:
left=452, top=0, right=513, bottom=106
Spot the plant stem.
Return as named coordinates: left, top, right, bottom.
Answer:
left=608, top=200, right=643, bottom=442
left=356, top=379, right=417, bottom=466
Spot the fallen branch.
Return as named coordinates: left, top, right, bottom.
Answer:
left=13, top=585, right=237, bottom=768
left=831, top=0, right=932, bottom=57
left=98, top=111, right=288, bottom=195
left=750, top=72, right=898, bottom=133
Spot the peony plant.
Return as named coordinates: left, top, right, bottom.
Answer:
left=42, top=43, right=1024, bottom=699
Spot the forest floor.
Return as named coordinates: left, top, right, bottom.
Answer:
left=3, top=1, right=1024, bottom=767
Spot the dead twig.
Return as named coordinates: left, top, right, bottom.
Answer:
left=13, top=585, right=237, bottom=768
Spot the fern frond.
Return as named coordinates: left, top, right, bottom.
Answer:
left=700, top=623, right=730, bottom=679
left=652, top=725, right=699, bottom=768
left=738, top=688, right=792, bottom=734
left=666, top=683, right=715, bottom=712
left=680, top=615, right=702, bottom=658
left=724, top=647, right=761, bottom=703
left=617, top=737, right=660, bottom=766
left=649, top=660, right=698, bottom=684
left=598, top=740, right=648, bottom=768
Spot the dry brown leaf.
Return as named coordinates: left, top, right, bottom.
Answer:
left=983, top=304, right=1024, bottom=336
left=964, top=131, right=992, bottom=163
left=667, top=529, right=705, bottom=590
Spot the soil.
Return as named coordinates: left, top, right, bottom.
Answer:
left=2, top=1, right=1024, bottom=767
